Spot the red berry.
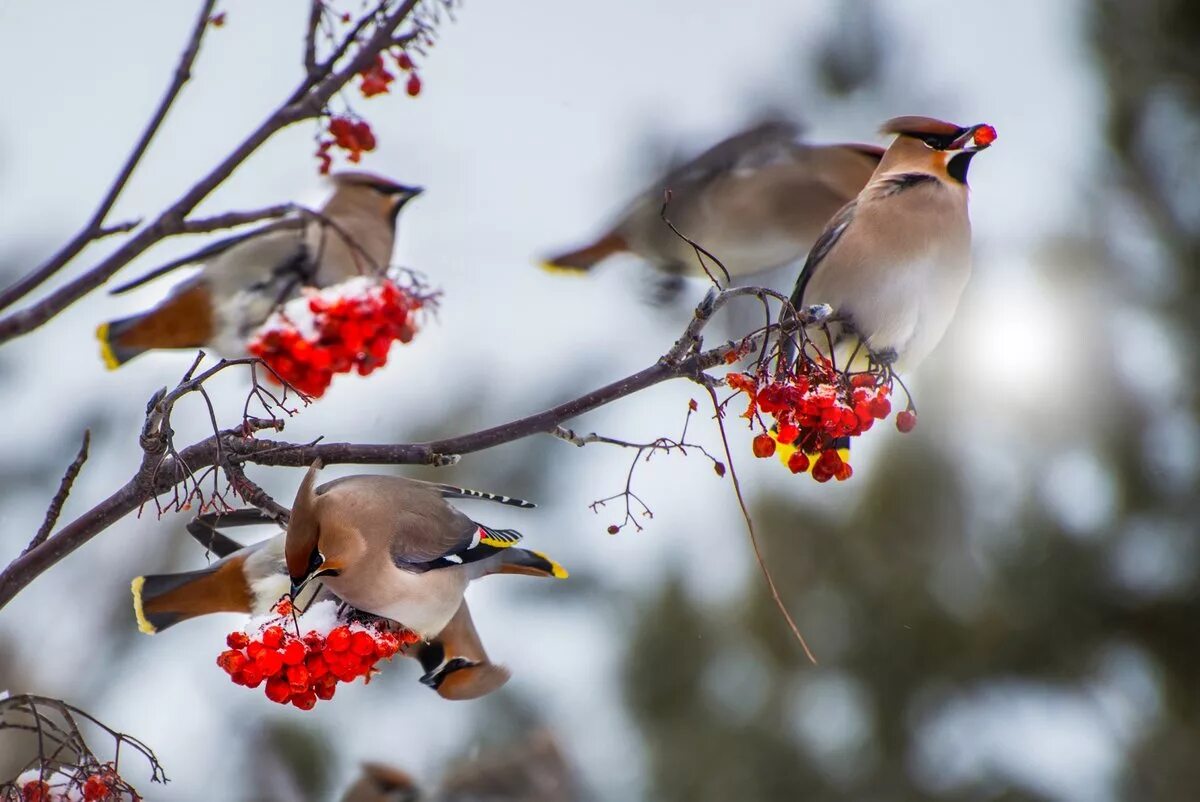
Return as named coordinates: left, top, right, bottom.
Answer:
left=303, top=632, right=326, bottom=651
left=896, top=409, right=917, bottom=432
left=261, top=626, right=285, bottom=649
left=82, top=775, right=110, bottom=802
left=869, top=396, right=892, bottom=419
left=291, top=689, right=318, bottom=710
left=256, top=649, right=284, bottom=677
left=786, top=451, right=810, bottom=474
left=217, top=649, right=247, bottom=675
left=314, top=677, right=338, bottom=701
left=281, top=640, right=307, bottom=666
left=286, top=663, right=310, bottom=691
left=606, top=525, right=619, bottom=535
left=306, top=653, right=328, bottom=679
left=395, top=51, right=414, bottom=70
left=776, top=423, right=800, bottom=445
left=835, top=461, right=854, bottom=481
left=406, top=72, right=422, bottom=97
left=752, top=433, right=776, bottom=458
left=226, top=631, right=250, bottom=649
left=240, top=664, right=264, bottom=688
left=327, top=626, right=351, bottom=652
left=265, top=676, right=292, bottom=704
left=22, top=780, right=50, bottom=802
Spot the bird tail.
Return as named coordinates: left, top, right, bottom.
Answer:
left=96, top=283, right=214, bottom=369
left=541, top=232, right=627, bottom=274
left=493, top=548, right=568, bottom=579
left=132, top=558, right=252, bottom=634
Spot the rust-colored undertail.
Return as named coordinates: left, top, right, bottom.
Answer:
left=132, top=556, right=252, bottom=634
left=97, top=282, right=215, bottom=369
left=541, top=232, right=628, bottom=273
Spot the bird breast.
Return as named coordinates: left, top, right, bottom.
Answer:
left=324, top=563, right=469, bottom=639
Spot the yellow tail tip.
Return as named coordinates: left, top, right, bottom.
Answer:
left=539, top=260, right=588, bottom=276
left=533, top=550, right=569, bottom=579
left=131, top=576, right=156, bottom=634
left=96, top=323, right=120, bottom=371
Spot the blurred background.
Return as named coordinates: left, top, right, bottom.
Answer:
left=1, top=0, right=1198, bottom=799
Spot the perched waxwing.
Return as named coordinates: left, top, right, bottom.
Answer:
left=131, top=510, right=518, bottom=701
left=96, top=172, right=422, bottom=367
left=542, top=120, right=883, bottom=289
left=339, top=764, right=422, bottom=802
left=285, top=461, right=567, bottom=641
left=789, top=116, right=996, bottom=372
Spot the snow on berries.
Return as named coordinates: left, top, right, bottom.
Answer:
left=13, top=766, right=129, bottom=802
left=247, top=276, right=427, bottom=398
left=729, top=353, right=915, bottom=483
left=218, top=599, right=418, bottom=709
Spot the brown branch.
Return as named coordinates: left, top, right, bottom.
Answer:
left=0, top=298, right=770, bottom=610
left=0, top=0, right=422, bottom=344
left=0, top=0, right=218, bottom=314
left=23, top=431, right=91, bottom=557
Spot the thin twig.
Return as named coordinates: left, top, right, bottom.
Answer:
left=704, top=384, right=817, bottom=664
left=0, top=0, right=218, bottom=314
left=23, top=431, right=91, bottom=557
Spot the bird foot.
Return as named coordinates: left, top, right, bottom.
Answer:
left=868, top=347, right=898, bottom=367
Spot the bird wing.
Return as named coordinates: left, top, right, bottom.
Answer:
left=789, top=199, right=858, bottom=309
left=108, top=217, right=306, bottom=295
left=389, top=507, right=525, bottom=573
left=658, top=119, right=802, bottom=196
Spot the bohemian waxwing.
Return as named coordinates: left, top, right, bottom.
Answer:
left=788, top=115, right=996, bottom=372
left=131, top=508, right=521, bottom=701
left=542, top=120, right=882, bottom=289
left=285, top=461, right=567, bottom=641
left=96, top=172, right=422, bottom=367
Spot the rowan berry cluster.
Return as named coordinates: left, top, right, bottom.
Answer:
left=247, top=277, right=423, bottom=397
left=729, top=356, right=916, bottom=482
left=315, top=116, right=377, bottom=174
left=217, top=599, right=418, bottom=709
left=17, top=766, right=130, bottom=802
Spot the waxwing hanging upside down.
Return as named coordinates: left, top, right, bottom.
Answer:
left=542, top=119, right=883, bottom=289
left=128, top=468, right=559, bottom=701
left=284, top=461, right=566, bottom=641
left=788, top=115, right=997, bottom=373
left=96, top=172, right=422, bottom=367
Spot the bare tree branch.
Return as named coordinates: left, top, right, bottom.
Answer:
left=0, top=0, right=218, bottom=314
left=0, top=288, right=770, bottom=610
left=0, top=0, right=423, bottom=345
left=22, top=431, right=91, bottom=557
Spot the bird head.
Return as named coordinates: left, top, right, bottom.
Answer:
left=285, top=459, right=346, bottom=598
left=330, top=171, right=424, bottom=222
left=878, top=116, right=997, bottom=184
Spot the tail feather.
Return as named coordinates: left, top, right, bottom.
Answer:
left=97, top=282, right=214, bottom=369
left=493, top=548, right=568, bottom=579
left=132, top=557, right=252, bottom=634
left=541, top=232, right=627, bottom=274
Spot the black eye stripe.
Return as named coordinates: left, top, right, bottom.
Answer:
left=305, top=547, right=323, bottom=575
left=912, top=128, right=970, bottom=150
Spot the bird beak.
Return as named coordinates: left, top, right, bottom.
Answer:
left=394, top=185, right=423, bottom=199
left=949, top=124, right=997, bottom=152
left=289, top=576, right=309, bottom=599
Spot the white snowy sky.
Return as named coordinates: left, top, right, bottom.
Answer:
left=0, top=1, right=1162, bottom=801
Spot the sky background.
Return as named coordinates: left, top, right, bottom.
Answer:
left=1, top=1, right=1196, bottom=801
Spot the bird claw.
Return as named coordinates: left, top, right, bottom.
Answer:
left=869, top=347, right=898, bottom=367
left=802, top=303, right=834, bottom=324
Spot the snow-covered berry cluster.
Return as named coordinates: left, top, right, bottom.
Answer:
left=216, top=599, right=418, bottom=709
left=247, top=277, right=425, bottom=398
left=728, top=355, right=916, bottom=483
left=15, top=766, right=130, bottom=802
